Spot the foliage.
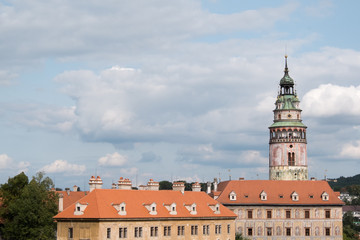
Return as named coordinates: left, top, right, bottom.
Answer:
left=328, top=174, right=360, bottom=191
left=235, top=233, right=249, bottom=240
left=343, top=212, right=360, bottom=240
left=159, top=180, right=172, bottom=190
left=0, top=172, right=58, bottom=240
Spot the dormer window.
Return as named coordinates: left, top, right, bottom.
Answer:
left=291, top=191, right=299, bottom=201
left=74, top=202, right=88, bottom=215
left=260, top=190, right=267, bottom=201
left=184, top=203, right=197, bottom=215
left=321, top=192, right=329, bottom=201
left=112, top=202, right=127, bottom=216
left=208, top=203, right=220, bottom=214
left=229, top=191, right=237, bottom=201
left=143, top=202, right=157, bottom=215
left=279, top=195, right=284, bottom=199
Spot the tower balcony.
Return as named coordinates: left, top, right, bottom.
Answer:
left=269, top=138, right=307, bottom=144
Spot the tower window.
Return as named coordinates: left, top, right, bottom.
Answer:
left=288, top=152, right=295, bottom=166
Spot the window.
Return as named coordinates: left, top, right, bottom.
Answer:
left=267, top=228, right=272, bottom=236
left=325, top=227, right=330, bottom=236
left=305, top=228, right=310, bottom=236
left=286, top=210, right=291, bottom=218
left=215, top=225, right=221, bottom=234
left=119, top=227, right=127, bottom=238
left=177, top=226, right=185, bottom=236
left=325, top=210, right=331, bottom=218
left=68, top=228, right=73, bottom=239
left=163, top=226, right=171, bottom=236
left=203, top=225, right=209, bottom=235
left=305, top=210, right=310, bottom=219
left=286, top=228, right=291, bottom=236
left=227, top=224, right=231, bottom=234
left=247, top=210, right=253, bottom=219
left=191, top=225, right=198, bottom=235
left=267, top=210, right=272, bottom=219
left=247, top=228, right=253, bottom=236
left=107, top=228, right=111, bottom=238
left=135, top=227, right=142, bottom=238
left=288, top=152, right=295, bottom=166
left=150, top=227, right=158, bottom=237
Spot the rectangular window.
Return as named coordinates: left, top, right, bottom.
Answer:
left=305, top=210, right=310, bottom=219
left=203, top=225, right=209, bottom=235
left=164, top=226, right=171, bottom=236
left=247, top=210, right=253, bottom=219
left=267, top=210, right=272, bottom=219
left=150, top=227, right=158, bottom=237
left=107, top=228, right=111, bottom=238
left=191, top=225, right=198, bottom=235
left=227, top=224, right=231, bottom=234
left=267, top=228, right=272, bottom=236
left=286, top=210, right=291, bottom=218
left=177, top=226, right=185, bottom=236
left=119, top=227, right=127, bottom=238
left=68, top=228, right=73, bottom=239
left=247, top=228, right=253, bottom=236
left=215, top=225, right=221, bottom=234
left=134, top=227, right=142, bottom=238
left=325, top=227, right=330, bottom=236
left=286, top=228, right=291, bottom=236
left=325, top=210, right=331, bottom=218
left=305, top=228, right=310, bottom=236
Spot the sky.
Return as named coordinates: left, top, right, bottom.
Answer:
left=0, top=0, right=360, bottom=190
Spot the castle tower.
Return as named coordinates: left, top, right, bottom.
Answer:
left=269, top=56, right=308, bottom=180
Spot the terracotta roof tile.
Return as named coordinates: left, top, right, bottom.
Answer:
left=54, top=189, right=236, bottom=219
left=216, top=180, right=344, bottom=205
left=56, top=191, right=88, bottom=210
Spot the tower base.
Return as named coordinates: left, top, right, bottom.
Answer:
left=269, top=166, right=308, bottom=180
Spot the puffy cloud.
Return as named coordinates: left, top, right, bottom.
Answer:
left=41, top=160, right=86, bottom=175
left=302, top=84, right=360, bottom=117
left=0, top=154, right=14, bottom=169
left=340, top=141, right=360, bottom=159
left=98, top=152, right=128, bottom=167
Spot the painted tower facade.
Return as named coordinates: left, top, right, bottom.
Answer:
left=269, top=56, right=308, bottom=180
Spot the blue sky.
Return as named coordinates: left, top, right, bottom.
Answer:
left=0, top=0, right=360, bottom=190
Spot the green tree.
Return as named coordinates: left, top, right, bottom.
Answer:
left=0, top=172, right=58, bottom=240
left=236, top=233, right=250, bottom=240
left=159, top=180, right=172, bottom=190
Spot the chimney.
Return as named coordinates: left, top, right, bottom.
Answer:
left=311, top=177, right=316, bottom=181
left=147, top=179, right=159, bottom=191
left=73, top=185, right=78, bottom=192
left=89, top=176, right=103, bottom=192
left=111, top=183, right=117, bottom=189
left=213, top=178, right=218, bottom=192
left=58, top=193, right=64, bottom=212
left=206, top=181, right=211, bottom=194
left=239, top=177, right=245, bottom=180
left=65, top=188, right=70, bottom=196
left=172, top=181, right=185, bottom=194
left=192, top=182, right=201, bottom=192
left=118, top=177, right=132, bottom=190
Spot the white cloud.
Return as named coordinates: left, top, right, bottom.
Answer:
left=340, top=141, right=360, bottom=159
left=98, top=152, right=128, bottom=167
left=0, top=154, right=14, bottom=169
left=238, top=150, right=268, bottom=165
left=302, top=84, right=360, bottom=117
left=41, top=160, right=86, bottom=175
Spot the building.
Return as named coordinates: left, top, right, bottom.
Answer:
left=215, top=179, right=344, bottom=239
left=269, top=55, right=308, bottom=181
left=212, top=56, right=344, bottom=239
left=54, top=178, right=237, bottom=240
left=56, top=185, right=88, bottom=212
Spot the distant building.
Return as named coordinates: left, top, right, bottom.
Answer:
left=215, top=179, right=344, bottom=239
left=54, top=177, right=236, bottom=240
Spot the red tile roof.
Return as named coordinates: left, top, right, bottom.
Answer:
left=56, top=191, right=88, bottom=210
left=54, top=189, right=236, bottom=220
left=216, top=180, right=344, bottom=205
